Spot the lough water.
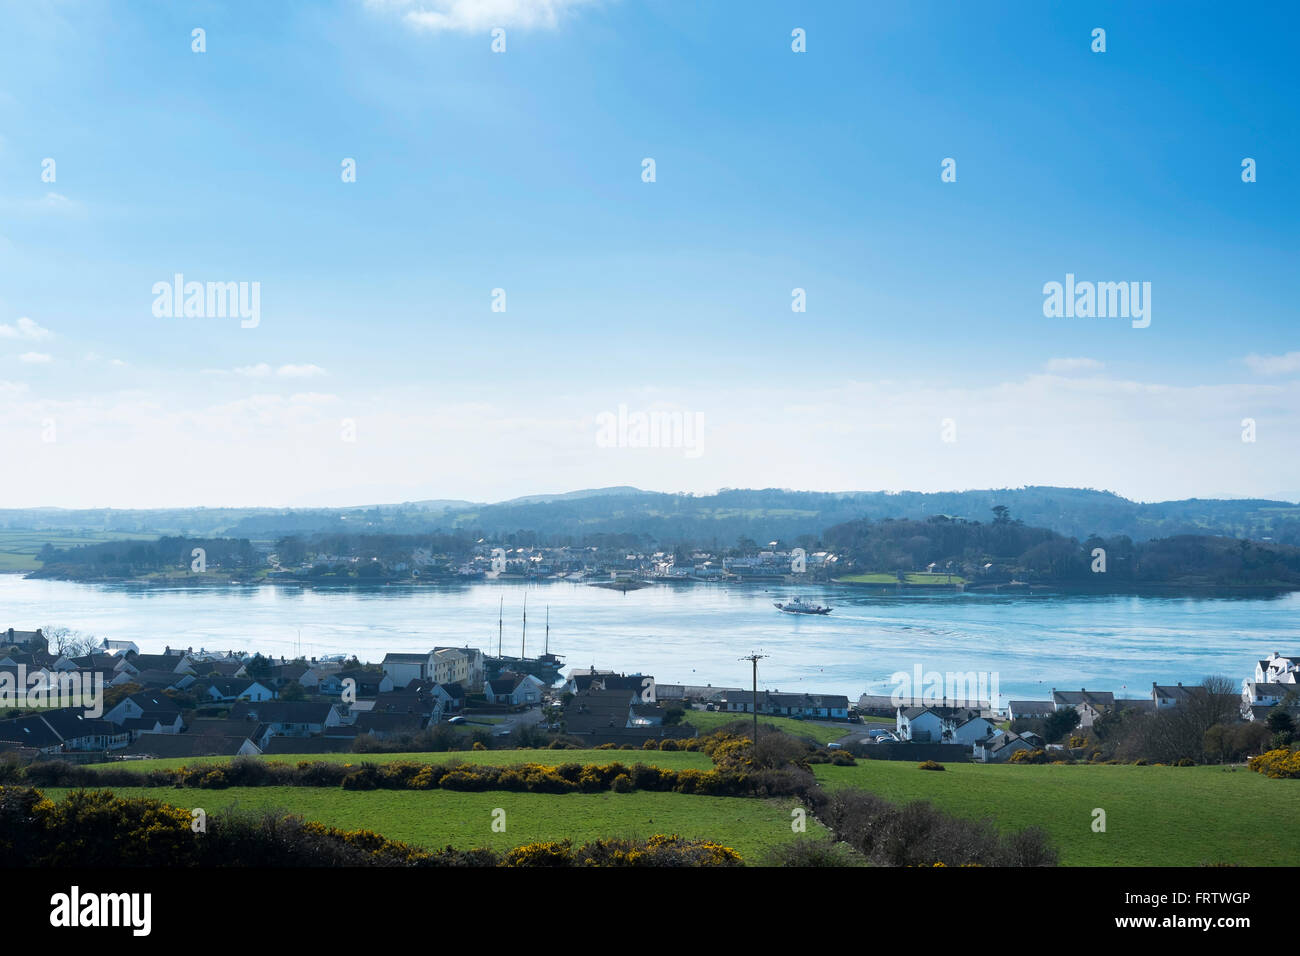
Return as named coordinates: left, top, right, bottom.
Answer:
left=3, top=574, right=1295, bottom=702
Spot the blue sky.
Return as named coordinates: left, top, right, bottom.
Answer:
left=1, top=0, right=1297, bottom=507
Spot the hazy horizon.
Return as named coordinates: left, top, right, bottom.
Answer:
left=4, top=482, right=1299, bottom=516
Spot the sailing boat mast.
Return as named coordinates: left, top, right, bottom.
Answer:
left=497, top=596, right=503, bottom=657
left=545, top=605, right=549, bottom=656
left=521, top=593, right=527, bottom=659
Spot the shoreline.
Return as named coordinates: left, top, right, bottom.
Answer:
left=13, top=570, right=1299, bottom=600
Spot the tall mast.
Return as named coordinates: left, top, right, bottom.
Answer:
left=521, top=592, right=527, bottom=658
left=545, top=605, right=550, bottom=656
left=497, top=596, right=503, bottom=657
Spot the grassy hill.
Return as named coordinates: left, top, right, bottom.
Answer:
left=815, top=760, right=1298, bottom=866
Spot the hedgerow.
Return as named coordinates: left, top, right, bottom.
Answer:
left=20, top=753, right=811, bottom=798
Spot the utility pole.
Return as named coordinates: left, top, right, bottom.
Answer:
left=739, top=653, right=768, bottom=746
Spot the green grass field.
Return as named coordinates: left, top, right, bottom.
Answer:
left=0, top=528, right=160, bottom=573
left=41, top=786, right=820, bottom=862
left=55, top=747, right=1300, bottom=865
left=836, top=572, right=966, bottom=586
left=686, top=710, right=852, bottom=744
left=815, top=760, right=1299, bottom=866
left=91, top=748, right=714, bottom=773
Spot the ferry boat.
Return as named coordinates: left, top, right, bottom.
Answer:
left=774, top=596, right=832, bottom=615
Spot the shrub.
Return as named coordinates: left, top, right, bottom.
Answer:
left=1010, top=748, right=1052, bottom=764
left=37, top=788, right=197, bottom=867
left=199, top=768, right=230, bottom=789
left=575, top=834, right=742, bottom=867
left=918, top=760, right=945, bottom=771
left=761, top=837, right=867, bottom=867
left=1248, top=748, right=1300, bottom=779
left=824, top=790, right=1058, bottom=867
left=502, top=840, right=573, bottom=867
left=296, top=761, right=347, bottom=787
left=341, top=764, right=383, bottom=791
left=0, top=755, right=22, bottom=786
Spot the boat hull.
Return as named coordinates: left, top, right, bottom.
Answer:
left=774, top=602, right=831, bottom=615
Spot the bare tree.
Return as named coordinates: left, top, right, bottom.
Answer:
left=1118, top=675, right=1242, bottom=764
left=43, top=626, right=100, bottom=658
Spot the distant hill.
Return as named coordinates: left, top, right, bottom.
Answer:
left=3, top=486, right=1300, bottom=548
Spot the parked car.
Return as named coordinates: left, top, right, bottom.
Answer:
left=447, top=715, right=465, bottom=724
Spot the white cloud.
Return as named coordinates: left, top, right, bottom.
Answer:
left=225, top=363, right=327, bottom=379
left=0, top=193, right=83, bottom=216
left=1045, top=357, right=1104, bottom=374
left=18, top=352, right=52, bottom=364
left=83, top=352, right=128, bottom=367
left=1244, top=351, right=1300, bottom=376
left=277, top=364, right=327, bottom=379
left=0, top=316, right=53, bottom=341
left=232, top=363, right=273, bottom=378
left=369, top=0, right=604, bottom=33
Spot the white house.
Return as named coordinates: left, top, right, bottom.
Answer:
left=898, top=706, right=995, bottom=743
left=1242, top=681, right=1292, bottom=712
left=1254, top=653, right=1300, bottom=685
left=381, top=652, right=434, bottom=687
left=1152, top=682, right=1203, bottom=709
left=204, top=679, right=276, bottom=703
left=485, top=674, right=546, bottom=707
left=973, top=730, right=1034, bottom=763
left=1006, top=700, right=1055, bottom=720
left=105, top=692, right=183, bottom=727
left=950, top=715, right=998, bottom=744
left=1051, top=689, right=1115, bottom=728
left=897, top=707, right=942, bottom=742
left=228, top=700, right=342, bottom=737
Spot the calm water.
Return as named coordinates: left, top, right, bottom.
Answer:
left=3, top=574, right=1296, bottom=702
